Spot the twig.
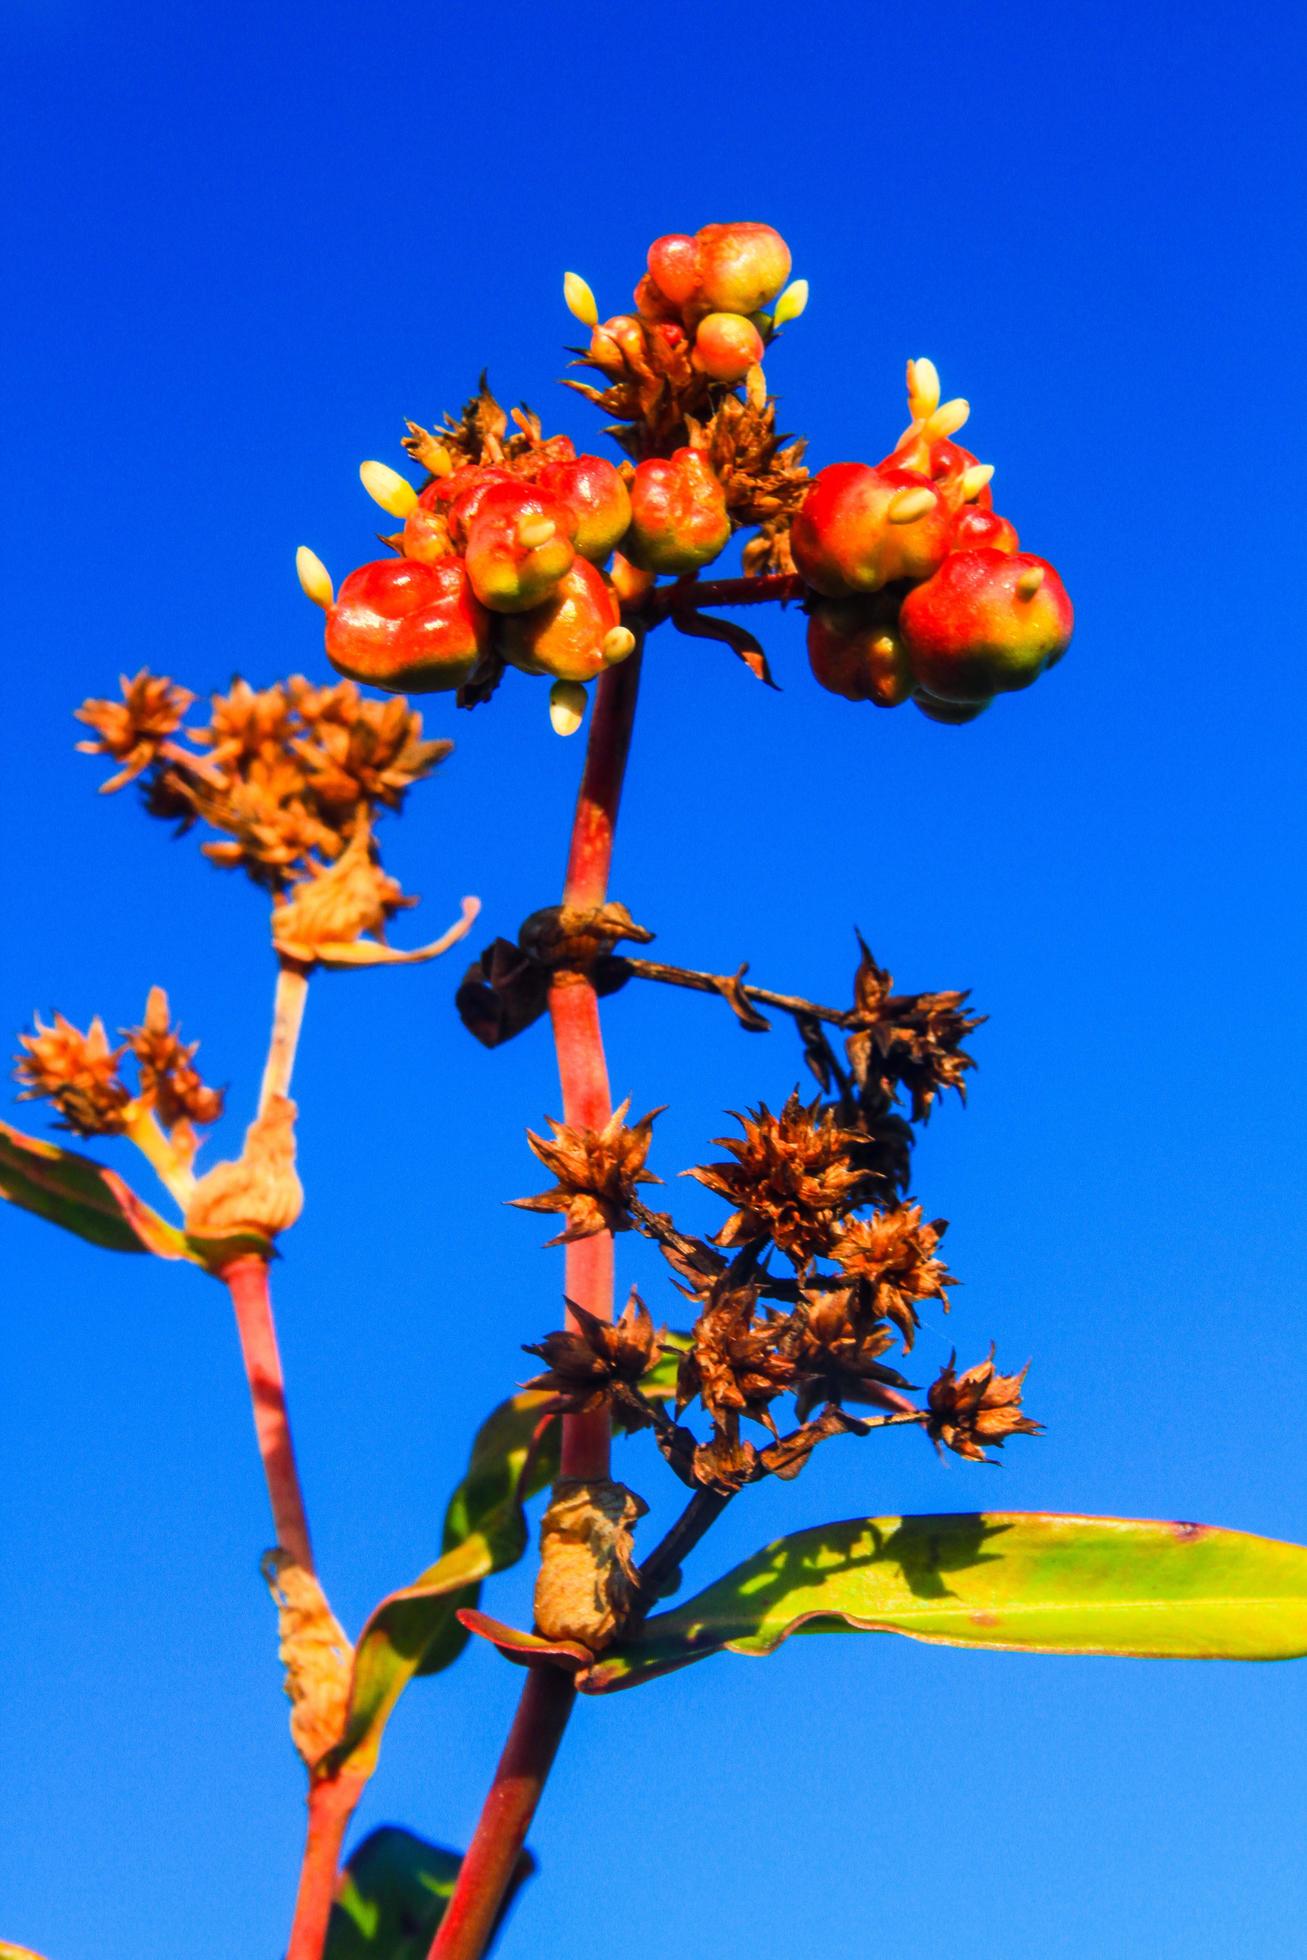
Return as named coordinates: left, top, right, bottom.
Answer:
left=631, top=1486, right=733, bottom=1617
left=617, top=955, right=858, bottom=1029
left=259, top=957, right=312, bottom=1112
left=285, top=1770, right=367, bottom=1960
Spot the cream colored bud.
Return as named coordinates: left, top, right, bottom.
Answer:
left=924, top=397, right=971, bottom=440
left=959, top=462, right=995, bottom=502
left=772, top=278, right=810, bottom=329
left=517, top=513, right=557, bottom=551
left=872, top=634, right=897, bottom=657
left=359, top=460, right=418, bottom=519
left=745, top=362, right=767, bottom=409
left=549, top=680, right=587, bottom=736
left=295, top=546, right=334, bottom=610
left=906, top=356, right=941, bottom=419
left=887, top=485, right=938, bottom=525
left=564, top=271, right=599, bottom=328
left=1016, top=565, right=1046, bottom=598
left=601, top=624, right=637, bottom=664
left=427, top=444, right=455, bottom=478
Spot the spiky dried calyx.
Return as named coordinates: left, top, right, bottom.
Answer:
left=124, top=986, right=225, bottom=1129
left=75, top=672, right=194, bottom=791
left=676, top=1272, right=797, bottom=1434
left=829, top=1204, right=953, bottom=1352
left=13, top=1013, right=132, bottom=1136
left=523, top=1291, right=661, bottom=1414
left=926, top=1348, right=1042, bottom=1461
left=512, top=1100, right=663, bottom=1244
left=686, top=1091, right=869, bottom=1266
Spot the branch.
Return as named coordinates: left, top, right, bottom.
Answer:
left=259, top=957, right=312, bottom=1111
left=285, top=1770, right=367, bottom=1960
left=616, top=955, right=859, bottom=1030
left=221, top=1255, right=313, bottom=1571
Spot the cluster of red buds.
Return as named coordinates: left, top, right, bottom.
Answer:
left=297, top=217, right=1070, bottom=739
left=799, top=359, right=1073, bottom=722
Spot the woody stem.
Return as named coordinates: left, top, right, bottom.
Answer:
left=616, top=956, right=858, bottom=1028
left=221, top=1254, right=314, bottom=1571
left=632, top=1487, right=733, bottom=1616
left=260, top=957, right=312, bottom=1112
left=429, top=647, right=644, bottom=1960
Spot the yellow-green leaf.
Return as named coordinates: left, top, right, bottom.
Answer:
left=585, top=1512, right=1307, bottom=1693
left=0, top=1120, right=196, bottom=1260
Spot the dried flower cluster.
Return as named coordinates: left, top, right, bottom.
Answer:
left=14, top=987, right=223, bottom=1142
left=77, top=671, right=446, bottom=900
left=518, top=944, right=1034, bottom=1496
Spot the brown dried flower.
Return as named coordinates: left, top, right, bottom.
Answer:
left=846, top=939, right=983, bottom=1124
left=512, top=1100, right=662, bottom=1244
left=287, top=681, right=450, bottom=813
left=829, top=1205, right=953, bottom=1352
left=523, top=1291, right=660, bottom=1414
left=14, top=1013, right=132, bottom=1136
left=261, top=1552, right=354, bottom=1772
left=124, top=986, right=224, bottom=1129
left=926, top=1348, right=1042, bottom=1462
left=790, top=1282, right=907, bottom=1420
left=686, top=1092, right=868, bottom=1265
left=677, top=1274, right=797, bottom=1435
left=533, top=1477, right=648, bottom=1651
left=75, top=672, right=194, bottom=792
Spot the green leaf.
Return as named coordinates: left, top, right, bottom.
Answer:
left=0, top=1120, right=196, bottom=1260
left=325, top=1825, right=532, bottom=1959
left=324, top=1337, right=686, bottom=1778
left=585, top=1512, right=1307, bottom=1693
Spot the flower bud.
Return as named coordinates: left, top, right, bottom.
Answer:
left=626, top=448, right=731, bottom=575
left=771, top=279, right=809, bottom=329
left=536, top=454, right=632, bottom=563
left=791, top=463, right=949, bottom=597
left=359, top=460, right=418, bottom=519
left=647, top=232, right=702, bottom=307
left=948, top=506, right=1020, bottom=554
left=498, top=559, right=623, bottom=682
left=563, top=270, right=599, bottom=327
left=324, top=556, right=489, bottom=693
left=692, top=311, right=766, bottom=384
left=695, top=221, right=792, bottom=315
left=807, top=596, right=914, bottom=707
left=464, top=483, right=577, bottom=613
left=549, top=679, right=587, bottom=736
left=295, top=546, right=334, bottom=610
left=588, top=314, right=648, bottom=378
left=899, top=549, right=1073, bottom=702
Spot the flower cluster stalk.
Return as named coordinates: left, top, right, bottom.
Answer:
left=431, top=649, right=643, bottom=1959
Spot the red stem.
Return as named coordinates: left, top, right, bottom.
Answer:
left=222, top=1255, right=314, bottom=1572
left=427, top=1669, right=576, bottom=1960
left=633, top=571, right=803, bottom=622
left=430, top=650, right=643, bottom=1960
left=285, top=1770, right=367, bottom=1960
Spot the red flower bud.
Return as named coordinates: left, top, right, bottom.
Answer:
left=806, top=596, right=914, bottom=707
left=791, top=463, right=950, bottom=598
left=647, top=233, right=702, bottom=307
left=887, top=437, right=993, bottom=511
left=588, top=314, right=649, bottom=378
left=464, top=483, right=577, bottom=614
left=536, top=454, right=633, bottom=564
left=497, top=560, right=626, bottom=683
left=626, top=448, right=731, bottom=574
left=694, top=222, right=791, bottom=315
left=900, top=549, right=1073, bottom=703
left=948, top=507, right=1019, bottom=553
left=692, top=312, right=765, bottom=384
left=325, top=557, right=489, bottom=693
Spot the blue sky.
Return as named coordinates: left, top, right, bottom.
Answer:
left=2, top=1, right=1305, bottom=1955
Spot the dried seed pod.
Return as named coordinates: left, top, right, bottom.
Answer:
left=533, top=1478, right=648, bottom=1650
